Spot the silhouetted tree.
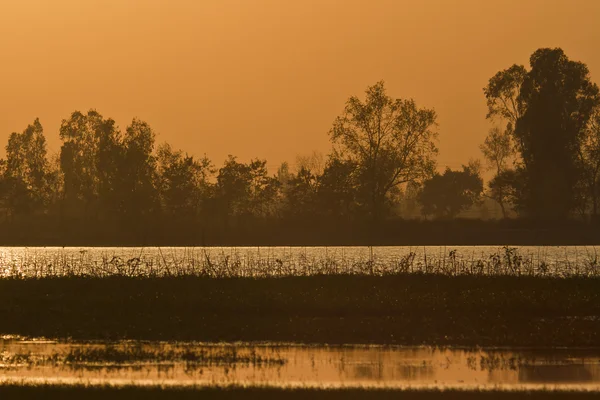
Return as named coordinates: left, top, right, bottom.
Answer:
left=480, top=127, right=514, bottom=217
left=419, top=165, right=483, bottom=219
left=576, top=108, right=600, bottom=219
left=316, top=158, right=359, bottom=221
left=1, top=119, right=54, bottom=216
left=487, top=168, right=526, bottom=216
left=282, top=167, right=318, bottom=220
left=157, top=143, right=212, bottom=222
left=484, top=64, right=527, bottom=141
left=59, top=110, right=122, bottom=220
left=214, top=156, right=279, bottom=227
left=330, top=81, right=438, bottom=220
left=482, top=65, right=527, bottom=218
left=515, top=48, right=600, bottom=219
left=120, top=119, right=160, bottom=225
left=95, top=117, right=125, bottom=221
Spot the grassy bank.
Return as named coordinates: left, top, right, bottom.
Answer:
left=0, top=275, right=598, bottom=346
left=0, top=385, right=598, bottom=400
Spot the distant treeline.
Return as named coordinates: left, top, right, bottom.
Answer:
left=2, top=47, right=600, bottom=245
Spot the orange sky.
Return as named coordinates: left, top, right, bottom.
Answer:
left=1, top=0, right=599, bottom=174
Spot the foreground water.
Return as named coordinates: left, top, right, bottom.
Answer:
left=1, top=246, right=599, bottom=278
left=0, top=338, right=598, bottom=391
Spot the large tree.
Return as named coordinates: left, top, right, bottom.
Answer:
left=120, top=119, right=160, bottom=224
left=330, top=81, right=438, bottom=220
left=483, top=48, right=600, bottom=219
left=481, top=65, right=526, bottom=217
left=59, top=110, right=123, bottom=218
left=2, top=119, right=54, bottom=215
left=515, top=48, right=600, bottom=218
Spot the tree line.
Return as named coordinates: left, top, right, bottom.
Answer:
left=1, top=47, right=600, bottom=244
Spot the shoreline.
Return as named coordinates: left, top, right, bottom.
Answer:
left=1, top=384, right=599, bottom=399
left=2, top=219, right=600, bottom=247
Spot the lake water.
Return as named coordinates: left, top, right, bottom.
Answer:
left=0, top=246, right=599, bottom=278
left=0, top=337, right=599, bottom=391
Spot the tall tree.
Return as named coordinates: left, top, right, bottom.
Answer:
left=59, top=110, right=122, bottom=219
left=2, top=119, right=53, bottom=215
left=481, top=65, right=527, bottom=218
left=120, top=119, right=159, bottom=223
left=330, top=81, right=438, bottom=220
left=480, top=127, right=514, bottom=217
left=484, top=64, right=527, bottom=138
left=515, top=48, right=600, bottom=218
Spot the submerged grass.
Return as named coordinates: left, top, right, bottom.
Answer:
left=0, top=384, right=599, bottom=399
left=0, top=274, right=598, bottom=346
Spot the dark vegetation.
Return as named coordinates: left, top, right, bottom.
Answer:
left=1, top=48, right=600, bottom=245
left=0, top=275, right=598, bottom=346
left=0, top=384, right=598, bottom=400
left=2, top=345, right=286, bottom=367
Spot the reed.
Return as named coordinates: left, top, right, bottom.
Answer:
left=1, top=246, right=599, bottom=279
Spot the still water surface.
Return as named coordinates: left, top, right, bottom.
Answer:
left=0, top=338, right=599, bottom=391
left=1, top=246, right=599, bottom=277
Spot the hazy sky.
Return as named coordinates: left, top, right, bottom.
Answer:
left=1, top=0, right=599, bottom=173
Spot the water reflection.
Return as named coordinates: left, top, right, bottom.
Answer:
left=0, top=338, right=598, bottom=390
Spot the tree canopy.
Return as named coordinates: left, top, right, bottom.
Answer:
left=330, top=81, right=438, bottom=220
left=482, top=47, right=600, bottom=220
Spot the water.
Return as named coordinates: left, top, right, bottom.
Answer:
left=0, top=246, right=599, bottom=278
left=0, top=338, right=599, bottom=391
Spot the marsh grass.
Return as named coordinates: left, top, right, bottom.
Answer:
left=1, top=345, right=285, bottom=369
left=1, top=246, right=599, bottom=279
left=0, top=274, right=598, bottom=346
